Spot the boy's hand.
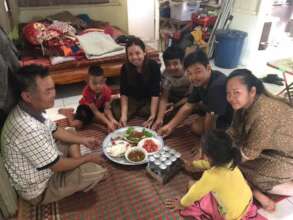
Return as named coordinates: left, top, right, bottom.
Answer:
left=82, top=137, right=101, bottom=149
left=143, top=115, right=155, bottom=128
left=107, top=119, right=120, bottom=131
left=152, top=120, right=163, bottom=131
left=119, top=115, right=127, bottom=127
left=111, top=119, right=120, bottom=128
left=107, top=122, right=116, bottom=132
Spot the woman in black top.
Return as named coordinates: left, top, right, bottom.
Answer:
left=112, top=37, right=161, bottom=128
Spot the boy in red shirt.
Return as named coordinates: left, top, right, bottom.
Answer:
left=60, top=65, right=119, bottom=131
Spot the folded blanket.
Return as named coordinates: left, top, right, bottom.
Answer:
left=85, top=49, right=125, bottom=60
left=77, top=32, right=124, bottom=59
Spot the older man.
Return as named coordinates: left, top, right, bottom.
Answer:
left=1, top=65, right=108, bottom=205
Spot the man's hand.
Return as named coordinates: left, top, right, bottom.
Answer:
left=152, top=119, right=163, bottom=131
left=84, top=152, right=106, bottom=164
left=50, top=151, right=106, bottom=172
left=143, top=115, right=155, bottom=128
left=165, top=102, right=174, bottom=114
left=81, top=137, right=101, bottom=149
left=158, top=124, right=173, bottom=138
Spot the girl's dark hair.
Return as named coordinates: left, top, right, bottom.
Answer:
left=88, top=65, right=103, bottom=77
left=163, top=46, right=185, bottom=63
left=184, top=49, right=209, bottom=69
left=201, top=130, right=241, bottom=169
left=227, top=68, right=291, bottom=106
left=124, top=36, right=151, bottom=84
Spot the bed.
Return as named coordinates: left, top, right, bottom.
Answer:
left=21, top=46, right=160, bottom=85
left=19, top=11, right=160, bottom=85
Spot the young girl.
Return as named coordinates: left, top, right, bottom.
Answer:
left=112, top=37, right=161, bottom=128
left=165, top=130, right=266, bottom=220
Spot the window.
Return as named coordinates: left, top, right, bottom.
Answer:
left=18, top=0, right=110, bottom=7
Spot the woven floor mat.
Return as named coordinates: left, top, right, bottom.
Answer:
left=18, top=117, right=200, bottom=220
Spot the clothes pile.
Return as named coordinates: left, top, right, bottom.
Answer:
left=77, top=31, right=124, bottom=60
left=23, top=21, right=82, bottom=58
left=21, top=11, right=124, bottom=65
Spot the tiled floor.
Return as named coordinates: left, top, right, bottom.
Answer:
left=258, top=197, right=293, bottom=220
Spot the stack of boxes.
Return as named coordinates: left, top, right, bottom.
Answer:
left=146, top=146, right=182, bottom=184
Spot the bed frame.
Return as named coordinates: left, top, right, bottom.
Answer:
left=47, top=47, right=160, bottom=85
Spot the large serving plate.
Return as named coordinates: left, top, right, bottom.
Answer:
left=102, top=126, right=163, bottom=165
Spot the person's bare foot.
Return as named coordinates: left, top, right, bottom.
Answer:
left=253, top=189, right=276, bottom=212
left=58, top=108, right=75, bottom=117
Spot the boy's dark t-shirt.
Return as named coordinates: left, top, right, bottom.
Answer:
left=187, top=70, right=233, bottom=129
left=120, top=59, right=161, bottom=100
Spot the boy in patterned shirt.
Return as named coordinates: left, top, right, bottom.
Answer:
left=152, top=46, right=191, bottom=130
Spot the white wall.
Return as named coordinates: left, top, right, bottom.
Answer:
left=230, top=0, right=274, bottom=66
left=18, top=0, right=160, bottom=44
left=127, top=0, right=156, bottom=42
left=18, top=0, right=129, bottom=32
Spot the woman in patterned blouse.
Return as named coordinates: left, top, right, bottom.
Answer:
left=226, top=69, right=293, bottom=212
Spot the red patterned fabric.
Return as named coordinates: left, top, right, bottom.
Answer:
left=48, top=21, right=76, bottom=35
left=23, top=21, right=81, bottom=57
left=79, top=85, right=112, bottom=109
left=23, top=22, right=60, bottom=45
left=180, top=193, right=267, bottom=220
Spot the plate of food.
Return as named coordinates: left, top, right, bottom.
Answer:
left=102, top=126, right=163, bottom=165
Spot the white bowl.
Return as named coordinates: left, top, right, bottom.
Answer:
left=137, top=137, right=162, bottom=155
left=125, top=147, right=148, bottom=164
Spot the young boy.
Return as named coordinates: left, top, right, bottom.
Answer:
left=152, top=46, right=191, bottom=130
left=60, top=65, right=119, bottom=131
left=158, top=50, right=233, bottom=137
